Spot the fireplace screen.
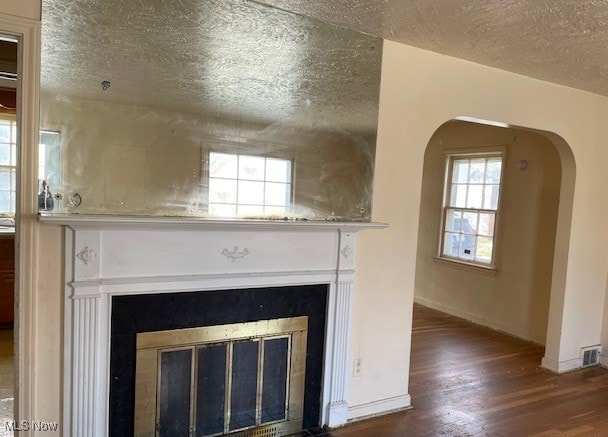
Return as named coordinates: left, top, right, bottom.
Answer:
left=134, top=317, right=308, bottom=436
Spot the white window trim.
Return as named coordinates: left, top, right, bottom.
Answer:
left=437, top=146, right=507, bottom=272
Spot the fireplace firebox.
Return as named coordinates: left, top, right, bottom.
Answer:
left=135, top=317, right=308, bottom=436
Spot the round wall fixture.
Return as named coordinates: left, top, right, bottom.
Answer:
left=517, top=160, right=528, bottom=170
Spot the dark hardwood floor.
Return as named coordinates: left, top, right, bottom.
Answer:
left=323, top=304, right=608, bottom=436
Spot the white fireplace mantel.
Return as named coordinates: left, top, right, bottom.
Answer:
left=39, top=214, right=389, bottom=231
left=40, top=214, right=387, bottom=437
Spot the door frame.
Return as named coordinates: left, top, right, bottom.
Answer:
left=0, top=12, right=40, bottom=423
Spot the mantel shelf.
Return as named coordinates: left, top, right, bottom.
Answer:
left=38, top=213, right=389, bottom=232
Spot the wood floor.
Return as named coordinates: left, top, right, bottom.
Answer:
left=326, top=304, right=608, bottom=437
left=0, top=306, right=606, bottom=436
left=0, top=329, right=13, bottom=437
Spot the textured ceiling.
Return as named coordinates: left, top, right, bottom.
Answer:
left=259, top=0, right=608, bottom=97
left=41, top=0, right=382, bottom=132
left=43, top=0, right=608, bottom=130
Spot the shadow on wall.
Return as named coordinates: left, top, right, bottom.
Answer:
left=413, top=119, right=574, bottom=346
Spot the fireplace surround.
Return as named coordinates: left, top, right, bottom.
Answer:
left=41, top=215, right=387, bottom=436
left=113, top=286, right=327, bottom=436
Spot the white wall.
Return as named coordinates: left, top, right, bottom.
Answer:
left=413, top=121, right=561, bottom=344
left=350, top=40, right=608, bottom=415
left=1, top=1, right=39, bottom=21
left=20, top=36, right=608, bottom=428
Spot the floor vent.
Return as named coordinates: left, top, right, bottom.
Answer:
left=239, top=426, right=280, bottom=437
left=582, top=347, right=600, bottom=367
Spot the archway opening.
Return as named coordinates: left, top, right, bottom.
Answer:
left=413, top=117, right=575, bottom=360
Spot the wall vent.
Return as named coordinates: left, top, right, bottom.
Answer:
left=581, top=347, right=600, bottom=367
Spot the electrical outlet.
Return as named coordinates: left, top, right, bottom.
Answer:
left=353, top=357, right=363, bottom=377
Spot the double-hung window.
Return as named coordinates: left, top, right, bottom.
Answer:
left=440, top=150, right=504, bottom=267
left=0, top=115, right=16, bottom=217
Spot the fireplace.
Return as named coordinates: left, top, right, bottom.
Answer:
left=135, top=317, right=308, bottom=436
left=110, top=286, right=327, bottom=436
left=42, top=215, right=387, bottom=436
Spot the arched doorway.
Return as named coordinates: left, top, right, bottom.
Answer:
left=413, top=118, right=575, bottom=363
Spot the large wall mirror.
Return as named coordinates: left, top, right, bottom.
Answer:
left=39, top=0, right=382, bottom=221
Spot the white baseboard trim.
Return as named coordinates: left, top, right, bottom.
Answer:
left=541, top=356, right=581, bottom=373
left=347, top=394, right=412, bottom=422
left=414, top=296, right=543, bottom=344
left=600, top=353, right=608, bottom=368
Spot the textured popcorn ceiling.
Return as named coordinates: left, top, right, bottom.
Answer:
left=259, top=0, right=608, bottom=97
left=41, top=0, right=382, bottom=132
left=44, top=1, right=608, bottom=132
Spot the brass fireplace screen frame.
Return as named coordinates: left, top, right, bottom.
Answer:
left=134, top=317, right=308, bottom=436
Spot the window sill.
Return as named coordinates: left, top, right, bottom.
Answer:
left=432, top=257, right=498, bottom=276
left=0, top=218, right=15, bottom=236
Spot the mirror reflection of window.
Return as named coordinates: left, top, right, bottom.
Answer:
left=0, top=115, right=17, bottom=217
left=208, top=152, right=292, bottom=218
left=38, top=130, right=61, bottom=211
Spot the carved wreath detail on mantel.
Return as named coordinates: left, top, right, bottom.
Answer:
left=222, top=247, right=250, bottom=262
left=77, top=246, right=98, bottom=265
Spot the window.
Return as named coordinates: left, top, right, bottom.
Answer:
left=38, top=130, right=62, bottom=212
left=0, top=120, right=63, bottom=219
left=0, top=115, right=16, bottom=217
left=440, top=151, right=504, bottom=267
left=39, top=130, right=62, bottom=190
left=208, top=152, right=292, bottom=217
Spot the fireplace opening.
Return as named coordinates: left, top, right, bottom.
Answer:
left=134, top=317, right=308, bottom=436
left=110, top=285, right=327, bottom=437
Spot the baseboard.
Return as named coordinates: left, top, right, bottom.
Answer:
left=541, top=356, right=581, bottom=373
left=414, top=296, right=543, bottom=344
left=347, top=394, right=412, bottom=422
